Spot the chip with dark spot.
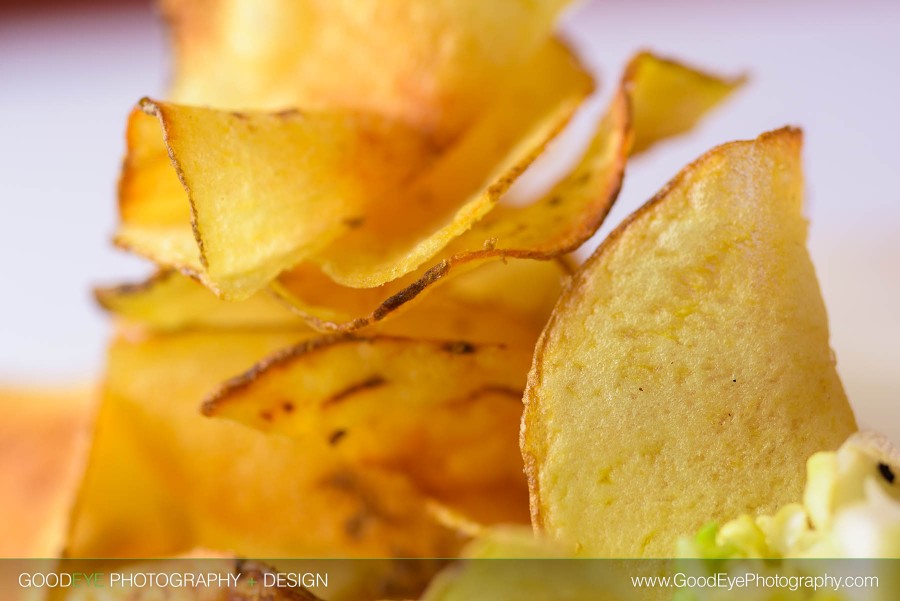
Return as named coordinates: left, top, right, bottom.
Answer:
left=878, top=462, right=896, bottom=484
left=329, top=429, right=347, bottom=446
left=442, top=341, right=476, bottom=354
left=343, top=511, right=366, bottom=540
left=342, top=216, right=366, bottom=229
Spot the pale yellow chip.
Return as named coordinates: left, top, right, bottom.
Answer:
left=627, top=51, right=747, bottom=154
left=309, top=40, right=590, bottom=288
left=521, top=128, right=857, bottom=557
left=66, top=330, right=461, bottom=563
left=116, top=39, right=590, bottom=299
left=163, top=0, right=573, bottom=143
left=95, top=270, right=302, bottom=331
left=203, top=335, right=532, bottom=525
left=274, top=52, right=741, bottom=331
left=275, top=258, right=570, bottom=347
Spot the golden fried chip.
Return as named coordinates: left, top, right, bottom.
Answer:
left=96, top=258, right=566, bottom=349
left=521, top=128, right=857, bottom=558
left=204, top=336, right=532, bottom=524
left=627, top=51, right=747, bottom=154
left=117, top=39, right=589, bottom=299
left=163, top=0, right=574, bottom=143
left=310, top=40, right=590, bottom=287
left=95, top=270, right=302, bottom=331
left=0, top=386, right=93, bottom=558
left=116, top=102, right=436, bottom=297
left=66, top=330, right=460, bottom=562
left=455, top=52, right=744, bottom=256
left=274, top=53, right=741, bottom=331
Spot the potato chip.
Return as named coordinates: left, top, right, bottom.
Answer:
left=66, top=330, right=460, bottom=563
left=274, top=52, right=742, bottom=331
left=116, top=101, right=437, bottom=297
left=99, top=258, right=568, bottom=349
left=271, top=261, right=480, bottom=332
left=116, top=39, right=590, bottom=299
left=626, top=51, right=747, bottom=155
left=521, top=128, right=857, bottom=557
left=95, top=270, right=302, bottom=331
left=0, top=387, right=93, bottom=558
left=163, top=0, right=573, bottom=143
left=204, top=335, right=532, bottom=524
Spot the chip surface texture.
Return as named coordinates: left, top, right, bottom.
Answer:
left=521, top=128, right=857, bottom=557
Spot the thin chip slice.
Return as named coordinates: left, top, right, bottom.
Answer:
left=445, top=52, right=744, bottom=259
left=96, top=258, right=567, bottom=349
left=627, top=51, right=747, bottom=154
left=66, top=330, right=460, bottom=565
left=275, top=52, right=742, bottom=331
left=521, top=128, right=857, bottom=558
left=117, top=39, right=590, bottom=299
left=277, top=258, right=570, bottom=346
left=204, top=335, right=533, bottom=525
left=116, top=102, right=437, bottom=297
left=95, top=270, right=303, bottom=331
left=163, top=0, right=574, bottom=143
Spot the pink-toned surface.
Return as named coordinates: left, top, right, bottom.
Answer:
left=0, top=0, right=897, bottom=438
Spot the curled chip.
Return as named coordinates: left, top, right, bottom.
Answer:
left=116, top=102, right=437, bottom=298
left=273, top=52, right=743, bottom=331
left=204, top=335, right=533, bottom=525
left=96, top=259, right=568, bottom=348
left=521, top=128, right=857, bottom=558
left=626, top=51, right=747, bottom=154
left=66, top=330, right=461, bottom=567
left=116, top=39, right=591, bottom=300
left=275, top=258, right=570, bottom=347
left=163, top=0, right=574, bottom=144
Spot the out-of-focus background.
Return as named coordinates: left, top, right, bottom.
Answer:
left=1, top=0, right=898, bottom=437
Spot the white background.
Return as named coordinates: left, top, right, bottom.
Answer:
left=1, top=0, right=898, bottom=438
